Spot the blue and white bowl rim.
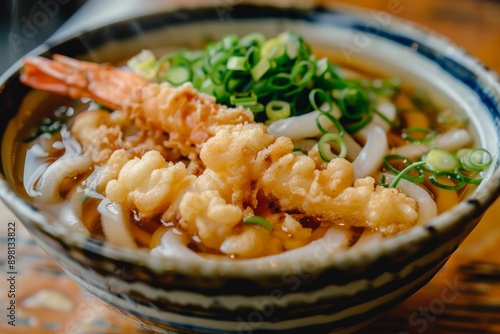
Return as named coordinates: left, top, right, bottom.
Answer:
left=0, top=3, right=499, bottom=277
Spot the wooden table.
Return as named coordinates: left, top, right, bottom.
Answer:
left=1, top=1, right=500, bottom=333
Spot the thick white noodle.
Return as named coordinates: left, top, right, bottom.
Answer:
left=267, top=108, right=362, bottom=160
left=150, top=229, right=200, bottom=261
left=352, top=124, right=388, bottom=179
left=60, top=189, right=90, bottom=235
left=393, top=128, right=472, bottom=159
left=39, top=197, right=89, bottom=236
left=33, top=155, right=92, bottom=203
left=27, top=127, right=91, bottom=203
left=342, top=133, right=363, bottom=161
left=151, top=226, right=349, bottom=264
left=383, top=173, right=437, bottom=225
left=267, top=110, right=332, bottom=140
left=354, top=229, right=383, bottom=247
left=23, top=142, right=54, bottom=198
left=98, top=199, right=137, bottom=249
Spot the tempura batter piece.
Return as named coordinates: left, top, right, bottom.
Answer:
left=105, top=150, right=195, bottom=218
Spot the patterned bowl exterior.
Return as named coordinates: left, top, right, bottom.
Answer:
left=1, top=3, right=499, bottom=334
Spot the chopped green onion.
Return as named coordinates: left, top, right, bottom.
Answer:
left=156, top=52, right=191, bottom=81
left=383, top=154, right=425, bottom=183
left=251, top=58, right=270, bottom=81
left=323, top=63, right=342, bottom=81
left=227, top=56, right=247, bottom=71
left=344, top=112, right=372, bottom=134
left=243, top=215, right=273, bottom=231
left=402, top=127, right=435, bottom=143
left=224, top=73, right=245, bottom=93
left=337, top=88, right=370, bottom=120
left=210, top=60, right=228, bottom=85
left=389, top=161, right=427, bottom=188
left=291, top=60, right=315, bottom=87
left=380, top=174, right=389, bottom=188
left=458, top=148, right=492, bottom=172
left=373, top=108, right=397, bottom=127
left=246, top=103, right=265, bottom=113
left=423, top=148, right=459, bottom=172
left=230, top=92, right=258, bottom=105
left=161, top=65, right=192, bottom=85
left=316, top=112, right=345, bottom=136
left=429, top=172, right=465, bottom=190
left=309, top=88, right=333, bottom=113
left=143, top=31, right=382, bottom=124
left=315, top=57, right=329, bottom=77
left=199, top=78, right=215, bottom=95
left=260, top=37, right=284, bottom=60
left=457, top=168, right=483, bottom=185
left=267, top=73, right=293, bottom=90
left=318, top=133, right=347, bottom=162
left=191, top=67, right=207, bottom=89
left=266, top=100, right=291, bottom=120
left=222, top=34, right=239, bottom=50
left=240, top=32, right=266, bottom=47
left=283, top=33, right=301, bottom=59
left=127, top=49, right=157, bottom=80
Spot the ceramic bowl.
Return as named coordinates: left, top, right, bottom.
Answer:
left=1, top=3, right=499, bottom=334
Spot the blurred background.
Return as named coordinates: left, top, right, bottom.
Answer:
left=0, top=0, right=85, bottom=74
left=1, top=0, right=500, bottom=74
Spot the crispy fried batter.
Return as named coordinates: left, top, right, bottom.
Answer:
left=129, top=83, right=254, bottom=155
left=106, top=150, right=195, bottom=218
left=199, top=124, right=419, bottom=236
left=101, top=122, right=418, bottom=256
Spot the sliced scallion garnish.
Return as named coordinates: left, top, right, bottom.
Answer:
left=309, top=88, right=333, bottom=113
left=318, top=133, right=347, bottom=162
left=143, top=31, right=392, bottom=127
left=383, top=154, right=425, bottom=183
left=423, top=148, right=460, bottom=172
left=316, top=111, right=345, bottom=136
left=251, top=58, right=270, bottom=81
left=127, top=49, right=157, bottom=80
left=162, top=65, right=192, bottom=85
left=337, top=88, right=370, bottom=120
left=458, top=148, right=492, bottom=172
left=457, top=167, right=483, bottom=185
left=402, top=127, right=436, bottom=143
left=429, top=172, right=465, bottom=190
left=227, top=56, right=247, bottom=71
left=243, top=215, right=273, bottom=231
left=373, top=108, right=397, bottom=127
left=291, top=60, right=315, bottom=87
left=344, top=112, right=372, bottom=134
left=266, top=100, right=291, bottom=121
left=389, top=161, right=427, bottom=188
left=230, top=92, right=258, bottom=105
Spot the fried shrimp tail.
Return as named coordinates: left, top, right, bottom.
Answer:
left=20, top=55, right=254, bottom=154
left=21, top=54, right=148, bottom=110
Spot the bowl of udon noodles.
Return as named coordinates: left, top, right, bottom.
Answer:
left=1, top=1, right=499, bottom=333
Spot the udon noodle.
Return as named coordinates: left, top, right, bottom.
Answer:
left=17, top=32, right=491, bottom=259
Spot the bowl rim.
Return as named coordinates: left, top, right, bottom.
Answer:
left=1, top=2, right=500, bottom=278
